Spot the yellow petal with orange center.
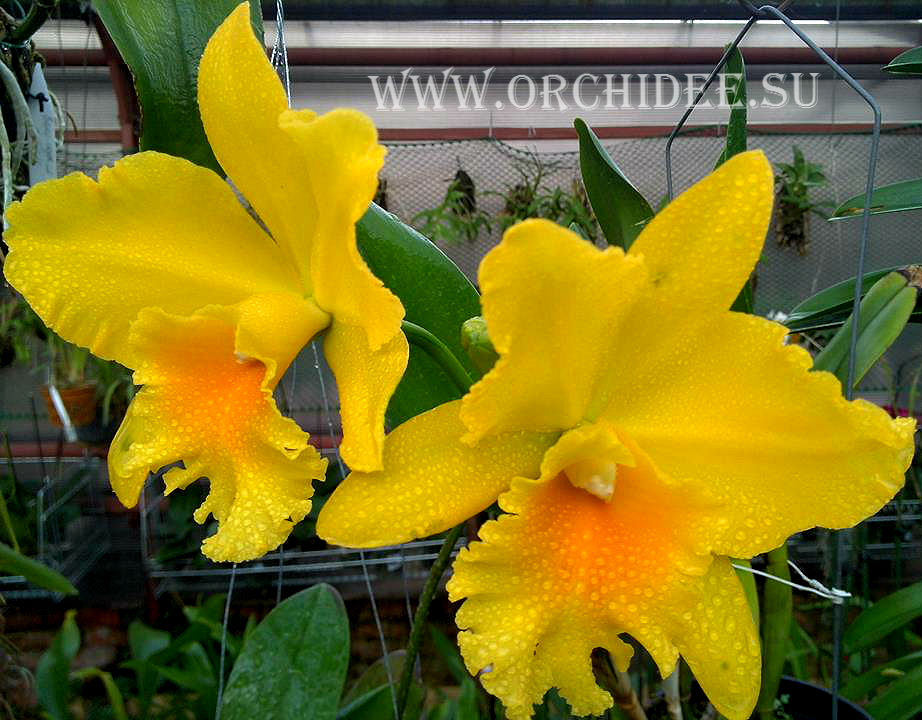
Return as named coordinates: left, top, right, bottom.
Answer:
left=460, top=219, right=647, bottom=443
left=317, top=400, right=556, bottom=548
left=3, top=152, right=301, bottom=369
left=603, top=311, right=916, bottom=559
left=628, top=150, right=773, bottom=313
left=109, top=296, right=327, bottom=562
left=323, top=320, right=408, bottom=472
left=447, top=442, right=760, bottom=720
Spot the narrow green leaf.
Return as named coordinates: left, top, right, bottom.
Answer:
left=457, top=677, right=481, bottom=720
left=574, top=118, right=653, bottom=249
left=787, top=266, right=902, bottom=328
left=221, top=584, right=350, bottom=720
left=829, top=179, right=922, bottom=220
left=126, top=620, right=170, bottom=714
left=430, top=626, right=470, bottom=686
left=844, top=583, right=922, bottom=655
left=842, top=651, right=922, bottom=701
left=714, top=45, right=747, bottom=168
left=357, top=203, right=481, bottom=426
left=72, top=668, right=129, bottom=720
left=0, top=541, right=77, bottom=595
left=94, top=0, right=263, bottom=172
left=35, top=610, right=81, bottom=720
left=865, top=663, right=922, bottom=720
left=883, top=47, right=922, bottom=77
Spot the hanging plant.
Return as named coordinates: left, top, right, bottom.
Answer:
left=774, top=146, right=832, bottom=256
left=495, top=151, right=600, bottom=243
left=413, top=166, right=492, bottom=244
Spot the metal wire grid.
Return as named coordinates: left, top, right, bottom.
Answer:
left=135, top=447, right=466, bottom=597
left=0, top=455, right=110, bottom=599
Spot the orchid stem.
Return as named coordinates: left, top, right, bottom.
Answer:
left=401, top=320, right=473, bottom=396
left=397, top=522, right=465, bottom=718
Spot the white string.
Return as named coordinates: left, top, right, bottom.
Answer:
left=732, top=561, right=851, bottom=605
left=215, top=563, right=238, bottom=720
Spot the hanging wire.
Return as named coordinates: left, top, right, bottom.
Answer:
left=215, top=563, right=238, bottom=720
left=310, top=342, right=400, bottom=719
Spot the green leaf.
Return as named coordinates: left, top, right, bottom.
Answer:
left=844, top=583, right=922, bottom=655
left=126, top=620, right=170, bottom=714
left=883, top=47, right=922, bottom=77
left=829, top=179, right=922, bottom=220
left=357, top=203, right=481, bottom=426
left=342, top=650, right=407, bottom=705
left=35, top=610, right=81, bottom=720
left=842, top=651, right=922, bottom=701
left=574, top=118, right=653, bottom=249
left=0, top=541, right=77, bottom=595
left=812, top=269, right=920, bottom=389
left=72, top=668, right=129, bottom=720
left=457, top=677, right=481, bottom=720
left=94, top=0, right=263, bottom=173
left=430, top=626, right=470, bottom=686
left=337, top=680, right=424, bottom=720
left=221, top=584, right=350, bottom=720
left=865, top=663, right=922, bottom=720
left=787, top=270, right=922, bottom=333
left=714, top=45, right=747, bottom=168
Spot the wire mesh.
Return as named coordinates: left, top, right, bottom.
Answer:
left=0, top=454, right=110, bottom=599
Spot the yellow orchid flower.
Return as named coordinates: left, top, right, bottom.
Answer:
left=317, top=150, right=916, bottom=719
left=2, top=3, right=408, bottom=563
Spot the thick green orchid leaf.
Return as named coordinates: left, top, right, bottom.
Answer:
left=221, top=584, right=350, bottom=720
left=844, top=582, right=922, bottom=655
left=0, top=541, right=77, bottom=595
left=714, top=45, right=747, bottom=169
left=812, top=268, right=920, bottom=390
left=357, top=203, right=481, bottom=426
left=786, top=265, right=922, bottom=333
left=883, top=47, right=922, bottom=76
left=94, top=0, right=263, bottom=173
left=829, top=179, right=922, bottom=221
left=574, top=118, right=653, bottom=250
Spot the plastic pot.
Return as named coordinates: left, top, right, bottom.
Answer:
left=42, top=383, right=98, bottom=428
left=775, top=676, right=871, bottom=720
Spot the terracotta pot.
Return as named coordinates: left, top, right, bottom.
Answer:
left=42, top=383, right=98, bottom=428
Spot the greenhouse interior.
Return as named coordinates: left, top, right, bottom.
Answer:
left=0, top=0, right=920, bottom=718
